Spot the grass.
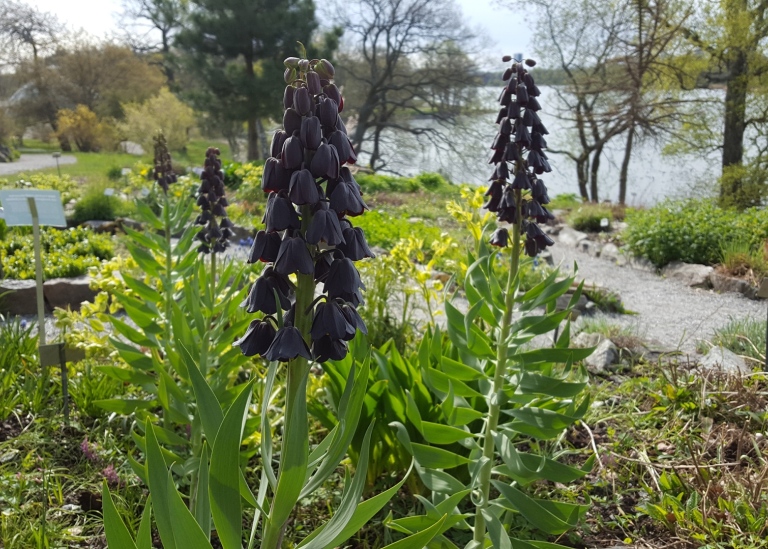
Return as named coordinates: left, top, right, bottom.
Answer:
left=719, top=239, right=768, bottom=285
left=568, top=359, right=768, bottom=549
left=702, top=316, right=766, bottom=364
left=11, top=139, right=233, bottom=190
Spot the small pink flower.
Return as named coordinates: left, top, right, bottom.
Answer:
left=103, top=464, right=119, bottom=486
left=81, top=437, right=98, bottom=462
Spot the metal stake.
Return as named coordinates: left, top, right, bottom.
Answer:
left=28, top=197, right=45, bottom=345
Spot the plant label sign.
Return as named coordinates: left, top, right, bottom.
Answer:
left=0, top=189, right=66, bottom=227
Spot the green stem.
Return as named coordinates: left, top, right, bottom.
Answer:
left=262, top=205, right=315, bottom=549
left=473, top=188, right=522, bottom=545
left=210, top=251, right=217, bottom=308
left=162, top=193, right=174, bottom=429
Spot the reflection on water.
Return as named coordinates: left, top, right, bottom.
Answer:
left=360, top=86, right=725, bottom=205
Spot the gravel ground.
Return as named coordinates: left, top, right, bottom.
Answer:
left=550, top=244, right=766, bottom=355
left=0, top=153, right=77, bottom=176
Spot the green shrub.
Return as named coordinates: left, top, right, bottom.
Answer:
left=568, top=203, right=614, bottom=232
left=413, top=171, right=448, bottom=190
left=106, top=166, right=124, bottom=181
left=72, top=183, right=132, bottom=223
left=0, top=227, right=114, bottom=280
left=352, top=210, right=443, bottom=249
left=0, top=219, right=6, bottom=241
left=624, top=199, right=768, bottom=267
left=548, top=193, right=582, bottom=210
left=356, top=172, right=418, bottom=193
left=1, top=173, right=79, bottom=204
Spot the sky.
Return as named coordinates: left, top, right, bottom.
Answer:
left=27, top=0, right=535, bottom=63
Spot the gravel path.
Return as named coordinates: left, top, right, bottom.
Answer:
left=550, top=244, right=766, bottom=355
left=0, top=154, right=77, bottom=176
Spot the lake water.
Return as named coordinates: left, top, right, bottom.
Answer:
left=362, top=86, right=726, bottom=205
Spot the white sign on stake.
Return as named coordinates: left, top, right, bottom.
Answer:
left=0, top=190, right=66, bottom=227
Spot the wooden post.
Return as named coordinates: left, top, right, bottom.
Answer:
left=28, top=197, right=46, bottom=345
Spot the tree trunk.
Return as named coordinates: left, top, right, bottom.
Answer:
left=576, top=158, right=589, bottom=201
left=590, top=145, right=603, bottom=202
left=247, top=118, right=259, bottom=161
left=619, top=127, right=635, bottom=205
left=720, top=47, right=749, bottom=206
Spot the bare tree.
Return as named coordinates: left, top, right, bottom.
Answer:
left=333, top=0, right=480, bottom=172
left=117, top=0, right=187, bottom=82
left=524, top=0, right=628, bottom=202
left=0, top=0, right=61, bottom=65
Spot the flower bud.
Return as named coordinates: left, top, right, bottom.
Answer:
left=315, top=58, right=335, bottom=79
left=306, top=71, right=322, bottom=95
left=270, top=130, right=288, bottom=158
left=284, top=57, right=300, bottom=68
left=284, top=67, right=296, bottom=83
left=283, top=86, right=295, bottom=110
left=293, top=86, right=312, bottom=115
left=323, top=84, right=342, bottom=105
left=300, top=116, right=322, bottom=150
left=283, top=108, right=302, bottom=135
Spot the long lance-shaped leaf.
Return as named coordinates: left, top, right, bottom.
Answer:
left=298, top=421, right=376, bottom=549
left=260, top=360, right=280, bottom=489
left=181, top=341, right=224, bottom=441
left=136, top=496, right=153, bottom=549
left=102, top=481, right=139, bottom=549
left=265, top=367, right=310, bottom=532
left=145, top=419, right=177, bottom=549
left=380, top=514, right=447, bottom=549
left=482, top=508, right=512, bottom=549
left=195, top=443, right=212, bottom=540
left=491, top=481, right=584, bottom=535
left=167, top=470, right=214, bottom=548
left=494, top=432, right=594, bottom=485
left=209, top=380, right=255, bottom=549
left=301, top=355, right=370, bottom=498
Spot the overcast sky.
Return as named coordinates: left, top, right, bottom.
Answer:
left=27, top=0, right=535, bottom=64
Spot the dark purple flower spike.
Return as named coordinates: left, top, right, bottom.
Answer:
left=485, top=56, right=554, bottom=258
left=237, top=56, right=370, bottom=363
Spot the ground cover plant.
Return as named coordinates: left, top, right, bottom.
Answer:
left=0, top=226, right=114, bottom=280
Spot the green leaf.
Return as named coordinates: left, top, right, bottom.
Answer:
left=136, top=497, right=153, bottom=549
left=135, top=200, right=165, bottom=230
left=182, top=342, right=224, bottom=442
left=145, top=419, right=178, bottom=549
left=95, top=398, right=155, bottom=414
left=260, top=360, right=279, bottom=489
left=495, top=433, right=593, bottom=485
left=102, top=481, right=139, bottom=549
left=380, top=515, right=447, bottom=549
left=439, top=356, right=485, bottom=381
left=483, top=508, right=512, bottom=549
left=195, top=443, right=211, bottom=540
left=424, top=367, right=483, bottom=398
left=514, top=347, right=595, bottom=368
left=209, top=381, right=254, bottom=549
left=302, top=356, right=370, bottom=498
left=518, top=373, right=587, bottom=399
left=298, top=422, right=376, bottom=549
left=421, top=422, right=472, bottom=445
left=110, top=317, right=159, bottom=350
left=97, top=366, right=155, bottom=386
left=126, top=242, right=163, bottom=278
left=109, top=339, right=155, bottom=371
left=416, top=467, right=465, bottom=494
left=492, top=482, right=585, bottom=535
left=167, top=470, right=214, bottom=548
left=122, top=274, right=163, bottom=304
left=392, top=421, right=470, bottom=469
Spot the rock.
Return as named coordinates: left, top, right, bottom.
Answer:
left=600, top=243, right=621, bottom=263
left=743, top=285, right=760, bottom=300
left=0, top=276, right=97, bottom=315
left=710, top=272, right=748, bottom=295
left=662, top=261, right=713, bottom=289
left=43, top=276, right=97, bottom=311
left=572, top=331, right=603, bottom=349
left=557, top=293, right=589, bottom=312
left=585, top=338, right=620, bottom=374
left=578, top=239, right=602, bottom=257
left=627, top=255, right=655, bottom=272
left=0, top=279, right=38, bottom=315
left=80, top=220, right=120, bottom=233
left=699, top=346, right=752, bottom=375
left=558, top=227, right=588, bottom=248
left=120, top=141, right=145, bottom=155
left=230, top=224, right=254, bottom=242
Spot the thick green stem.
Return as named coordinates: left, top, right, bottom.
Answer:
left=262, top=205, right=315, bottom=549
left=210, top=251, right=217, bottom=307
left=473, top=188, right=522, bottom=545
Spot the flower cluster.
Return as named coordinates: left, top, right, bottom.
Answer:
left=153, top=133, right=177, bottom=193
left=235, top=57, right=371, bottom=363
left=194, top=147, right=232, bottom=254
left=485, top=56, right=555, bottom=257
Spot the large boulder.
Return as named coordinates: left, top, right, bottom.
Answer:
left=710, top=272, right=748, bottom=295
left=600, top=243, right=621, bottom=263
left=662, top=261, right=713, bottom=289
left=558, top=227, right=588, bottom=248
left=585, top=338, right=620, bottom=374
left=699, top=346, right=752, bottom=375
left=0, top=279, right=38, bottom=315
left=0, top=276, right=97, bottom=315
left=43, top=276, right=97, bottom=311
